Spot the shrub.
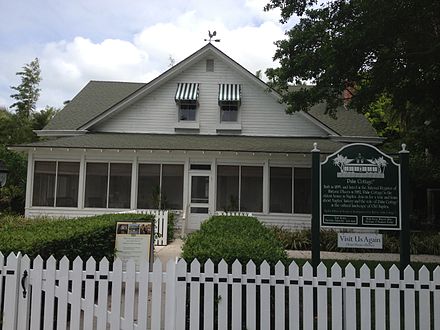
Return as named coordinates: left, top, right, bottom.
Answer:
left=0, top=213, right=154, bottom=260
left=182, top=216, right=288, bottom=266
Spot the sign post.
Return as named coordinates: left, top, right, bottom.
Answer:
left=399, top=144, right=410, bottom=270
left=311, top=143, right=321, bottom=272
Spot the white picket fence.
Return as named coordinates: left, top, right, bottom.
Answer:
left=1, top=252, right=440, bottom=330
left=120, top=209, right=168, bottom=245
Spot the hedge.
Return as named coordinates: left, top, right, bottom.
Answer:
left=182, top=216, right=288, bottom=266
left=0, top=213, right=154, bottom=260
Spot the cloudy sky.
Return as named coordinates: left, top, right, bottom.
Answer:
left=0, top=0, right=297, bottom=110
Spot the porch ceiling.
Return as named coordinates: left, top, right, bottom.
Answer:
left=13, top=133, right=345, bottom=154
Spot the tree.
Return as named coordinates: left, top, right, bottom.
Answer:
left=264, top=0, right=440, bottom=154
left=10, top=58, right=41, bottom=119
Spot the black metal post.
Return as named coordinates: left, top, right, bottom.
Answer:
left=399, top=144, right=410, bottom=271
left=311, top=143, right=321, bottom=273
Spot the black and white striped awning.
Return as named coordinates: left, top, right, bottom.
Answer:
left=218, top=84, right=241, bottom=103
left=175, top=83, right=199, bottom=102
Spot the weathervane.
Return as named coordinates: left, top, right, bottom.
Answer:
left=204, top=30, right=220, bottom=43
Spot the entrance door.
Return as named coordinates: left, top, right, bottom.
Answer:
left=189, top=173, right=211, bottom=227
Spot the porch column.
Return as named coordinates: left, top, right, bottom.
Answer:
left=25, top=151, right=34, bottom=210
left=77, top=153, right=86, bottom=209
left=131, top=156, right=138, bottom=209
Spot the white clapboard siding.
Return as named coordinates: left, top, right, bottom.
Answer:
left=120, top=209, right=169, bottom=245
left=1, top=252, right=439, bottom=330
left=95, top=54, right=327, bottom=137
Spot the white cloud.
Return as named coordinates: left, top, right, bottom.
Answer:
left=0, top=1, right=290, bottom=109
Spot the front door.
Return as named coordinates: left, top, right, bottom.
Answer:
left=188, top=173, right=212, bottom=228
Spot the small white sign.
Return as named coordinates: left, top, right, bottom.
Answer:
left=338, top=233, right=383, bottom=249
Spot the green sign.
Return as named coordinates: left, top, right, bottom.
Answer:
left=321, top=143, right=400, bottom=229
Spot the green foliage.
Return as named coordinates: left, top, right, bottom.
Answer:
left=182, top=216, right=288, bottom=266
left=167, top=211, right=176, bottom=242
left=10, top=58, right=41, bottom=119
left=0, top=213, right=154, bottom=260
left=271, top=227, right=440, bottom=255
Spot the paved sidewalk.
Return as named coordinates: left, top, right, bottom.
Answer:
left=154, top=239, right=440, bottom=264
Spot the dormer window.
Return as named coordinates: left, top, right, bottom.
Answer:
left=175, top=83, right=199, bottom=121
left=219, top=84, right=241, bottom=122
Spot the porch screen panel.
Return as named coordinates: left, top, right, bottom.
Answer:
left=270, top=167, right=292, bottom=213
left=84, top=163, right=108, bottom=208
left=55, top=162, right=80, bottom=207
left=108, top=163, right=132, bottom=209
left=294, top=168, right=311, bottom=213
left=216, top=165, right=239, bottom=211
left=32, top=161, right=56, bottom=206
left=137, top=164, right=161, bottom=209
left=161, top=164, right=184, bottom=210
left=240, top=166, right=263, bottom=212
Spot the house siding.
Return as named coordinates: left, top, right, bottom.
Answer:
left=94, top=54, right=327, bottom=137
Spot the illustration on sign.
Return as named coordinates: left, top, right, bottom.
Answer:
left=333, top=153, right=388, bottom=178
left=320, top=143, right=401, bottom=230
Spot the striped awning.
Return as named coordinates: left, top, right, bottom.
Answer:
left=218, top=84, right=241, bottom=103
left=175, top=83, right=199, bottom=102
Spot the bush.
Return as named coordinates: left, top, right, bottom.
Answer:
left=0, top=213, right=154, bottom=260
left=182, top=216, right=288, bottom=266
left=270, top=227, right=440, bottom=255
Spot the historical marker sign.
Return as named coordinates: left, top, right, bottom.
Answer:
left=320, top=143, right=400, bottom=229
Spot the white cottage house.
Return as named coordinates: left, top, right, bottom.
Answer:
left=13, top=43, right=381, bottom=232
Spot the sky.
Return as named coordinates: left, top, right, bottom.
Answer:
left=0, top=0, right=297, bottom=110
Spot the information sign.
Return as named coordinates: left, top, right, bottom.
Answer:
left=321, top=143, right=400, bottom=229
left=115, top=221, right=153, bottom=270
left=337, top=233, right=383, bottom=249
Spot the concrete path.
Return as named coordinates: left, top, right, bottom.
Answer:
left=154, top=238, right=440, bottom=264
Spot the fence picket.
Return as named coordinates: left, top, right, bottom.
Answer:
left=403, top=266, right=416, bottom=330
left=17, top=254, right=31, bottom=330
left=316, top=263, right=327, bottom=330
left=30, top=255, right=44, bottom=330
left=218, top=259, right=228, bottom=330
left=136, top=259, right=150, bottom=330
left=175, top=258, right=187, bottom=330
left=189, top=259, right=201, bottom=330
left=151, top=259, right=163, bottom=330
left=110, top=258, right=123, bottom=330
left=83, top=257, right=97, bottom=330
left=96, top=257, right=110, bottom=330
left=418, top=266, right=430, bottom=330
left=203, top=259, right=215, bottom=330
left=374, top=265, right=386, bottom=330
left=55, top=256, right=70, bottom=330
left=124, top=259, right=136, bottom=330
left=260, top=261, right=271, bottom=330
left=3, top=253, right=21, bottom=330
left=302, top=262, right=314, bottom=330
left=344, top=263, right=356, bottom=329
left=246, top=261, right=257, bottom=330
left=231, top=260, right=242, bottom=330
left=434, top=266, right=440, bottom=330
left=330, top=263, right=343, bottom=330
left=69, top=256, right=83, bottom=330
left=289, top=261, right=300, bottom=330
left=164, top=258, right=176, bottom=330
left=388, top=265, right=400, bottom=330
left=360, top=264, right=371, bottom=330
left=274, top=261, right=286, bottom=330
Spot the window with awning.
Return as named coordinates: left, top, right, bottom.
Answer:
left=175, top=83, right=199, bottom=103
left=218, top=84, right=241, bottom=122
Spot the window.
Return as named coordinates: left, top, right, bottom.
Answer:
left=294, top=168, right=311, bottom=213
left=179, top=102, right=197, bottom=121
left=218, top=84, right=241, bottom=122
left=137, top=164, right=184, bottom=210
left=269, top=167, right=311, bottom=214
left=32, top=161, right=79, bottom=207
left=216, top=165, right=262, bottom=212
left=220, top=103, right=238, bottom=122
left=84, top=162, right=132, bottom=209
left=270, top=167, right=292, bottom=213
left=175, top=83, right=199, bottom=122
